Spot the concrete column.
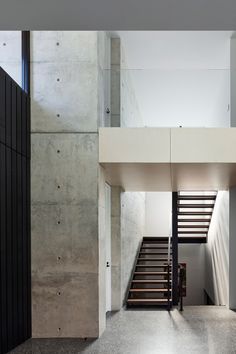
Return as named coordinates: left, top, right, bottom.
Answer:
left=31, top=31, right=110, bottom=338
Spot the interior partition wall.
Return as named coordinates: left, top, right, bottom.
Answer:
left=0, top=67, right=31, bottom=353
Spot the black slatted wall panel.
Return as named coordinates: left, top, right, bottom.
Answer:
left=0, top=67, right=31, bottom=354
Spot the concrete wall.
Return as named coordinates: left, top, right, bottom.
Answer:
left=110, top=189, right=145, bottom=307
left=205, top=191, right=229, bottom=306
left=145, top=192, right=172, bottom=236
left=31, top=31, right=110, bottom=338
left=111, top=38, right=120, bottom=127
left=111, top=187, right=122, bottom=310
left=120, top=47, right=143, bottom=127
left=0, top=31, right=21, bottom=86
left=121, top=192, right=145, bottom=302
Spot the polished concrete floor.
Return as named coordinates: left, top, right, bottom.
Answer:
left=10, top=306, right=236, bottom=354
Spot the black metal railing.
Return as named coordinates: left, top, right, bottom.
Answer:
left=167, top=232, right=171, bottom=311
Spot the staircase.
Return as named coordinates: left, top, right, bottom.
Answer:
left=127, top=237, right=172, bottom=308
left=177, top=191, right=217, bottom=243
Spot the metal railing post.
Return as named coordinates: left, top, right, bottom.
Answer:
left=172, top=192, right=178, bottom=305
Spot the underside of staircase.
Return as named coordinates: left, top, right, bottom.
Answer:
left=127, top=237, right=172, bottom=307
left=177, top=191, right=217, bottom=243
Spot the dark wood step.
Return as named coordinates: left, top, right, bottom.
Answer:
left=136, top=264, right=170, bottom=268
left=178, top=218, right=211, bottom=222
left=129, top=288, right=171, bottom=293
left=138, top=258, right=170, bottom=261
left=178, top=236, right=207, bottom=243
left=134, top=271, right=170, bottom=275
left=178, top=196, right=216, bottom=200
left=141, top=247, right=169, bottom=250
left=178, top=225, right=209, bottom=229
left=178, top=204, right=214, bottom=208
left=127, top=298, right=172, bottom=304
left=132, top=279, right=171, bottom=284
left=143, top=237, right=168, bottom=241
left=178, top=231, right=207, bottom=234
left=178, top=211, right=213, bottom=215
left=139, top=253, right=170, bottom=256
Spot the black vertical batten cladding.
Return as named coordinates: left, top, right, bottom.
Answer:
left=172, top=192, right=178, bottom=305
left=0, top=41, right=31, bottom=353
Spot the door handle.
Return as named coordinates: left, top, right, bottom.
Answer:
left=106, top=261, right=110, bottom=268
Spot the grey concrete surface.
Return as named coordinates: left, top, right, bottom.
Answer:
left=111, top=187, right=122, bottom=310
left=30, top=31, right=110, bottom=338
left=121, top=192, right=146, bottom=302
left=10, top=306, right=236, bottom=354
left=111, top=38, right=121, bottom=127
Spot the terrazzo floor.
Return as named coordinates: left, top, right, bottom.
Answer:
left=10, top=306, right=236, bottom=354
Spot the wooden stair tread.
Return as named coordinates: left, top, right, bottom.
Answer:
left=143, top=237, right=168, bottom=240
left=178, top=218, right=211, bottom=222
left=178, top=231, right=207, bottom=234
left=178, top=195, right=216, bottom=200
left=178, top=225, right=209, bottom=228
left=141, top=246, right=169, bottom=249
left=136, top=264, right=170, bottom=268
left=178, top=211, right=212, bottom=215
left=134, top=271, right=170, bottom=275
left=132, top=279, right=172, bottom=283
left=127, top=236, right=173, bottom=308
left=139, top=252, right=170, bottom=255
left=129, top=288, right=171, bottom=292
left=138, top=258, right=170, bottom=261
left=127, top=298, right=172, bottom=303
left=178, top=204, right=214, bottom=208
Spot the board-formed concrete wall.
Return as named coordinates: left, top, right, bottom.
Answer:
left=121, top=192, right=145, bottom=301
left=31, top=31, right=110, bottom=338
left=120, top=45, right=143, bottom=127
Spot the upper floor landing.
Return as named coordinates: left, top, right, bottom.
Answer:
left=99, top=127, right=236, bottom=191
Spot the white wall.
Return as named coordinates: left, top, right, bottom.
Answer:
left=145, top=192, right=171, bottom=236
left=120, top=46, right=143, bottom=127
left=205, top=191, right=229, bottom=306
left=0, top=31, right=21, bottom=86
left=117, top=31, right=232, bottom=128
left=179, top=244, right=205, bottom=305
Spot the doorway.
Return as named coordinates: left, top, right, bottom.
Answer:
left=105, top=183, right=111, bottom=312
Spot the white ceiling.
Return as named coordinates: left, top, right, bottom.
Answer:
left=113, top=31, right=234, bottom=127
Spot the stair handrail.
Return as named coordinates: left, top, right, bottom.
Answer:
left=178, top=263, right=185, bottom=311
